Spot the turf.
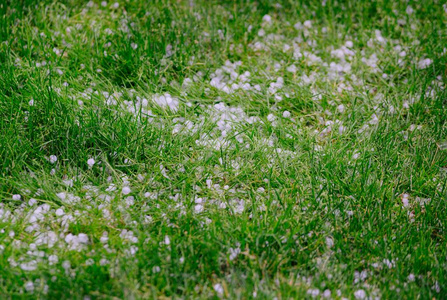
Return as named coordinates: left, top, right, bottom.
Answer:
left=0, top=0, right=446, bottom=298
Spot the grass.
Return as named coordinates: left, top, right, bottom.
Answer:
left=0, top=0, right=446, bottom=298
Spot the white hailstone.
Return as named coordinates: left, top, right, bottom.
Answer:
left=402, top=194, right=410, bottom=207
left=213, top=283, right=224, bottom=295
left=206, top=179, right=213, bottom=189
left=267, top=114, right=275, bottom=122
left=128, top=245, right=138, bottom=255
left=229, top=247, right=240, bottom=261
left=62, top=261, right=71, bottom=270
left=303, top=20, right=312, bottom=28
left=20, top=261, right=38, bottom=271
left=383, top=259, right=395, bottom=268
left=29, top=99, right=34, bottom=106
left=282, top=111, right=291, bottom=118
left=345, top=41, right=353, bottom=48
left=153, top=266, right=161, bottom=273
left=164, top=235, right=170, bottom=245
left=28, top=198, right=37, bottom=206
left=65, top=233, right=89, bottom=251
left=87, top=158, right=95, bottom=167
left=49, top=155, right=58, bottom=164
left=24, top=281, right=35, bottom=293
left=408, top=274, right=415, bottom=282
left=12, top=194, right=21, bottom=200
left=326, top=237, right=334, bottom=248
left=369, top=114, right=379, bottom=125
left=153, top=94, right=179, bottom=111
left=323, top=290, right=331, bottom=298
left=63, top=179, right=73, bottom=187
left=195, top=204, right=204, bottom=213
left=48, top=254, right=58, bottom=265
left=307, top=289, right=320, bottom=297
left=258, top=29, right=265, bottom=37
left=56, top=69, right=63, bottom=75
left=294, top=22, right=303, bottom=30
left=179, top=257, right=185, bottom=264
left=433, top=281, right=440, bottom=293
left=131, top=43, right=138, bottom=50
left=262, top=15, right=272, bottom=23
left=418, top=58, right=432, bottom=69
left=56, top=192, right=66, bottom=201
left=182, top=78, right=193, bottom=89
left=354, top=289, right=366, bottom=299
left=286, top=64, right=297, bottom=73
left=125, top=196, right=135, bottom=206
left=78, top=233, right=88, bottom=244
left=112, top=2, right=119, bottom=8
left=406, top=6, right=414, bottom=15
left=337, top=104, right=345, bottom=113
left=101, top=1, right=107, bottom=7
left=100, top=233, right=109, bottom=244
left=120, top=230, right=138, bottom=243
left=375, top=30, right=386, bottom=44
left=122, top=186, right=131, bottom=195
left=144, top=215, right=153, bottom=224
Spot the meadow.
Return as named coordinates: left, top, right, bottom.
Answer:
left=0, top=0, right=446, bottom=298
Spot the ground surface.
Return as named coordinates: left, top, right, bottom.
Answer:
left=1, top=0, right=447, bottom=298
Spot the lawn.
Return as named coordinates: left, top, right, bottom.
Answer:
left=0, top=0, right=446, bottom=298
